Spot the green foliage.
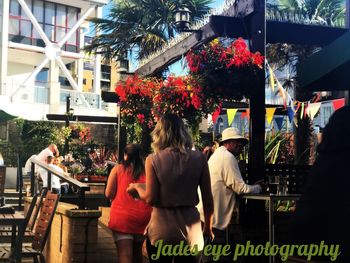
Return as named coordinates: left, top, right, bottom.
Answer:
left=123, top=121, right=143, bottom=144
left=17, top=120, right=65, bottom=161
left=265, top=131, right=294, bottom=164
left=85, top=0, right=211, bottom=60
left=0, top=141, right=17, bottom=166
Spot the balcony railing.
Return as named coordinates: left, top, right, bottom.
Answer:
left=3, top=82, right=103, bottom=110
left=60, top=89, right=101, bottom=109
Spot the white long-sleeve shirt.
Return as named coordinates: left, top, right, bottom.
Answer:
left=38, top=164, right=62, bottom=190
left=199, top=146, right=261, bottom=230
left=37, top=148, right=54, bottom=162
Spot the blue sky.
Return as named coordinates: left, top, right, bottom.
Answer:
left=101, top=0, right=226, bottom=75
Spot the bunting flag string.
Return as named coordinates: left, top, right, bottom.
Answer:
left=213, top=94, right=344, bottom=127
left=227, top=109, right=238, bottom=126
left=266, top=108, right=276, bottom=125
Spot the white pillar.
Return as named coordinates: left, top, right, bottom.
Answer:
left=48, top=60, right=61, bottom=114
left=77, top=28, right=85, bottom=92
left=0, top=0, right=9, bottom=95
left=93, top=6, right=102, bottom=98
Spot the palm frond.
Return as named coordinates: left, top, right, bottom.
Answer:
left=85, top=0, right=212, bottom=61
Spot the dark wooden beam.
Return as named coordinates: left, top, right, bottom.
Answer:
left=248, top=1, right=265, bottom=183
left=46, top=114, right=118, bottom=123
left=135, top=23, right=217, bottom=77
left=136, top=19, right=348, bottom=77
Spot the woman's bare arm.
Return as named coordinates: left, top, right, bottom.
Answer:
left=105, top=165, right=118, bottom=200
left=199, top=155, right=214, bottom=239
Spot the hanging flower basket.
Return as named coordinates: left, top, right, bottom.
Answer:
left=186, top=38, right=264, bottom=101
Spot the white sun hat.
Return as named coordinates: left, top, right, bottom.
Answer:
left=220, top=127, right=248, bottom=144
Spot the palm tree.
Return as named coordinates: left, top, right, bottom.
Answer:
left=267, top=0, right=345, bottom=165
left=267, top=0, right=345, bottom=26
left=85, top=0, right=211, bottom=61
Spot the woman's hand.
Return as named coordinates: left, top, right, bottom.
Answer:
left=127, top=183, right=141, bottom=199
left=127, top=183, right=146, bottom=199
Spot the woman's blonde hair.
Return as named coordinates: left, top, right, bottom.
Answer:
left=151, top=114, right=193, bottom=153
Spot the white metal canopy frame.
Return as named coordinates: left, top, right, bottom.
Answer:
left=11, top=0, right=99, bottom=107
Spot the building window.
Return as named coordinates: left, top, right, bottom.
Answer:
left=9, top=0, right=80, bottom=52
left=59, top=76, right=71, bottom=88
left=101, top=80, right=110, bottom=91
left=101, top=65, right=111, bottom=81
left=35, top=67, right=49, bottom=84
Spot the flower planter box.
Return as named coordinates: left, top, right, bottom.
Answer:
left=74, top=174, right=107, bottom=183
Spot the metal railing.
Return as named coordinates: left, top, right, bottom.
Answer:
left=29, top=156, right=90, bottom=209
left=60, top=89, right=101, bottom=109
left=3, top=82, right=103, bottom=110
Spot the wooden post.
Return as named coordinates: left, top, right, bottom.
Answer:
left=248, top=0, right=266, bottom=183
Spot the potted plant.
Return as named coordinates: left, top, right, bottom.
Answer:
left=186, top=38, right=264, bottom=101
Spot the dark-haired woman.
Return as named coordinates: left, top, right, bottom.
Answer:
left=106, top=144, right=152, bottom=263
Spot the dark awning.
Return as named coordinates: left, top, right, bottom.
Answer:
left=0, top=110, right=17, bottom=122
left=297, top=29, right=350, bottom=91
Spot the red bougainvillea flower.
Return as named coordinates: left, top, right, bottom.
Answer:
left=136, top=113, right=145, bottom=124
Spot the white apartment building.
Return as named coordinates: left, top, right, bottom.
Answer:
left=0, top=0, right=116, bottom=120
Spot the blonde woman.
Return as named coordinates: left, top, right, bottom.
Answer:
left=53, top=157, right=68, bottom=173
left=127, top=114, right=214, bottom=263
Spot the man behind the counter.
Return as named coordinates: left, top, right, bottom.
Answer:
left=200, top=127, right=262, bottom=262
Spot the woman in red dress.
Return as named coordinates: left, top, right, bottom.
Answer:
left=105, top=144, right=152, bottom=263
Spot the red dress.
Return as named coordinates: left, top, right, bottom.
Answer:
left=108, top=165, right=152, bottom=234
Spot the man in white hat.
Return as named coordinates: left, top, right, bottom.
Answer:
left=200, top=127, right=262, bottom=260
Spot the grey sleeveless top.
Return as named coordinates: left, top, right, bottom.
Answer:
left=146, top=148, right=207, bottom=250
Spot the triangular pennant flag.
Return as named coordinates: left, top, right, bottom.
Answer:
left=212, top=106, right=221, bottom=124
left=307, top=102, right=321, bottom=120
left=227, top=109, right=238, bottom=126
left=300, top=102, right=304, bottom=120
left=293, top=117, right=298, bottom=127
left=287, top=106, right=295, bottom=123
left=277, top=81, right=287, bottom=108
left=332, top=98, right=345, bottom=111
left=266, top=108, right=276, bottom=125
left=240, top=109, right=250, bottom=120
left=304, top=102, right=309, bottom=119
left=294, top=102, right=300, bottom=113
left=269, top=66, right=275, bottom=92
left=274, top=116, right=284, bottom=130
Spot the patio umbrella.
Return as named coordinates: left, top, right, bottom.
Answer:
left=0, top=110, right=17, bottom=122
